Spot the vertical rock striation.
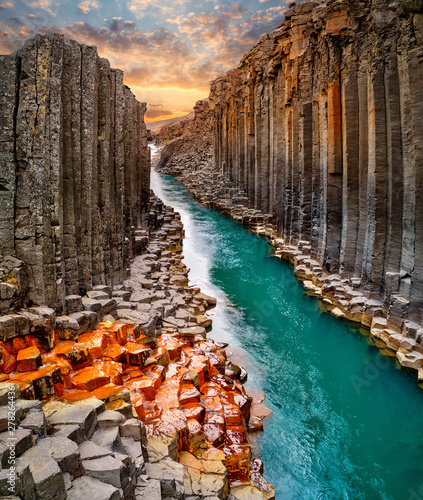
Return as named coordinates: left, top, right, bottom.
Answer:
left=159, top=0, right=423, bottom=332
left=0, top=34, right=150, bottom=311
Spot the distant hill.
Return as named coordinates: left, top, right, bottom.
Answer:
left=146, top=112, right=194, bottom=133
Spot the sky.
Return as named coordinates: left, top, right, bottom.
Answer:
left=0, top=0, right=292, bottom=121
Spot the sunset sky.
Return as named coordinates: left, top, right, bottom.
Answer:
left=0, top=0, right=292, bottom=121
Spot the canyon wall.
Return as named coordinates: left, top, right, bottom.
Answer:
left=159, top=0, right=423, bottom=329
left=0, top=34, right=150, bottom=312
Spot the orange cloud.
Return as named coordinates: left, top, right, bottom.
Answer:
left=0, top=1, right=287, bottom=117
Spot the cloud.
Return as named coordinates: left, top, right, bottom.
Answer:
left=0, top=0, right=286, bottom=117
left=127, top=0, right=189, bottom=19
left=145, top=103, right=174, bottom=119
left=26, top=0, right=58, bottom=16
left=77, top=0, right=100, bottom=15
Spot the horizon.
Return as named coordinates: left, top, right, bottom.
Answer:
left=0, top=0, right=294, bottom=122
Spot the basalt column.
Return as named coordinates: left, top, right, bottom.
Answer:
left=0, top=34, right=150, bottom=311
left=205, top=0, right=423, bottom=328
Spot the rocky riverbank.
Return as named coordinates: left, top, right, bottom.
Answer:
left=0, top=193, right=275, bottom=500
left=155, top=148, right=423, bottom=389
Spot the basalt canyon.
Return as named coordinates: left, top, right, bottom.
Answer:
left=158, top=0, right=423, bottom=373
left=1, top=0, right=423, bottom=498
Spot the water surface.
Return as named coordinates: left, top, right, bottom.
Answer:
left=151, top=160, right=423, bottom=500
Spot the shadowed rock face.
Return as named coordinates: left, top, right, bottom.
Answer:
left=159, top=0, right=423, bottom=329
left=0, top=34, right=151, bottom=311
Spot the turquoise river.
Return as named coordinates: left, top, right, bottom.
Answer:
left=151, top=164, right=423, bottom=500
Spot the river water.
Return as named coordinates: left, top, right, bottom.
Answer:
left=150, top=160, right=423, bottom=500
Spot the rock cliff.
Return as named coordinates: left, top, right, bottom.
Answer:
left=158, top=0, right=423, bottom=332
left=0, top=34, right=150, bottom=312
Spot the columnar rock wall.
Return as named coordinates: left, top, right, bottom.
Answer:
left=162, top=0, right=423, bottom=328
left=0, top=34, right=150, bottom=312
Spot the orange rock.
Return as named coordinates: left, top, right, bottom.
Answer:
left=42, top=354, right=73, bottom=389
left=102, top=344, right=128, bottom=364
left=3, top=355, right=16, bottom=374
left=25, top=335, right=50, bottom=354
left=61, top=390, right=94, bottom=402
left=187, top=418, right=202, bottom=435
left=71, top=366, right=110, bottom=391
left=228, top=471, right=253, bottom=488
left=201, top=382, right=221, bottom=398
left=126, top=376, right=157, bottom=400
left=122, top=367, right=145, bottom=384
left=12, top=380, right=35, bottom=399
left=210, top=374, right=235, bottom=392
left=223, top=444, right=252, bottom=474
left=116, top=324, right=128, bottom=346
left=151, top=348, right=170, bottom=366
left=145, top=419, right=179, bottom=439
left=139, top=369, right=162, bottom=389
left=161, top=409, right=187, bottom=433
left=77, top=330, right=108, bottom=360
left=12, top=337, right=28, bottom=352
left=233, top=393, right=252, bottom=421
left=157, top=337, right=183, bottom=360
left=181, top=403, right=205, bottom=422
left=134, top=398, right=162, bottom=421
left=165, top=363, right=182, bottom=379
left=92, top=384, right=131, bottom=403
left=16, top=346, right=42, bottom=372
left=202, top=423, right=225, bottom=447
left=204, top=413, right=225, bottom=426
left=155, top=378, right=181, bottom=410
left=11, top=366, right=62, bottom=399
left=126, top=342, right=153, bottom=366
left=127, top=324, right=142, bottom=342
left=52, top=341, right=90, bottom=368
left=186, top=417, right=207, bottom=453
left=194, top=341, right=217, bottom=353
left=0, top=340, right=16, bottom=357
left=0, top=374, right=9, bottom=382
left=180, top=383, right=200, bottom=405
left=247, top=416, right=264, bottom=433
left=92, top=360, right=123, bottom=385
left=202, top=396, right=223, bottom=414
left=223, top=404, right=244, bottom=426
left=225, top=425, right=247, bottom=446
left=147, top=364, right=165, bottom=380
left=189, top=355, right=210, bottom=386
left=220, top=391, right=236, bottom=405
left=206, top=352, right=226, bottom=371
